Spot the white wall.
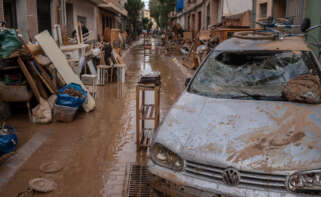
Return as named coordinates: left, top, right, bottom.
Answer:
left=69, top=0, right=98, bottom=40
left=223, top=0, right=252, bottom=16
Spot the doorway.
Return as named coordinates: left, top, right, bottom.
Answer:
left=37, top=0, right=52, bottom=33
left=198, top=11, right=201, bottom=33
left=66, top=2, right=74, bottom=35
left=192, top=14, right=195, bottom=35
left=273, top=0, right=286, bottom=18
left=3, top=0, right=17, bottom=28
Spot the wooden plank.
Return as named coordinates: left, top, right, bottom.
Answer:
left=35, top=31, right=95, bottom=112
left=17, top=57, right=41, bottom=102
left=136, top=86, right=140, bottom=149
left=28, top=61, right=56, bottom=94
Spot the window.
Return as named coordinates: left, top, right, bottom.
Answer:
left=77, top=16, right=87, bottom=26
left=3, top=0, right=17, bottom=28
left=260, top=3, right=268, bottom=18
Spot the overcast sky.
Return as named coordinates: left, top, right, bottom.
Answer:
left=143, top=0, right=149, bottom=9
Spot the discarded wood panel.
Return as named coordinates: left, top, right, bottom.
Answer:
left=183, top=32, right=193, bottom=41
left=112, top=50, right=124, bottom=64
left=199, top=30, right=211, bottom=41
left=35, top=31, right=95, bottom=112
left=17, top=57, right=41, bottom=102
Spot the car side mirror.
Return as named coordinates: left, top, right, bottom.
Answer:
left=185, top=78, right=191, bottom=87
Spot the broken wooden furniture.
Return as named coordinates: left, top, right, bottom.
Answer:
left=60, top=44, right=89, bottom=76
left=81, top=74, right=97, bottom=99
left=35, top=31, right=95, bottom=112
left=136, top=80, right=160, bottom=149
left=212, top=27, right=260, bottom=43
left=183, top=32, right=193, bottom=42
left=115, top=64, right=126, bottom=83
left=0, top=81, right=33, bottom=121
left=97, top=65, right=112, bottom=85
left=23, top=42, right=60, bottom=94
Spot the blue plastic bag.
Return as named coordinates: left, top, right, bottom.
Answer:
left=56, top=83, right=87, bottom=108
left=0, top=126, right=18, bottom=157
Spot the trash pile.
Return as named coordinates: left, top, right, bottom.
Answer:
left=0, top=23, right=128, bottom=127
left=165, top=12, right=257, bottom=70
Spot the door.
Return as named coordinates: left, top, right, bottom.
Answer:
left=286, top=0, right=305, bottom=25
left=192, top=14, right=195, bottom=35
left=3, top=0, right=17, bottom=28
left=212, top=0, right=220, bottom=25
left=198, top=11, right=201, bottom=32
left=66, top=3, right=74, bottom=35
left=37, top=0, right=52, bottom=33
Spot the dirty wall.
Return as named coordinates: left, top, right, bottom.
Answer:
left=223, top=0, right=252, bottom=16
left=0, top=0, right=3, bottom=21
left=306, top=0, right=321, bottom=63
left=67, top=0, right=98, bottom=40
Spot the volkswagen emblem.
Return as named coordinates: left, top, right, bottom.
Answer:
left=222, top=168, right=240, bottom=186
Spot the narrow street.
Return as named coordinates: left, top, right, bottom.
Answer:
left=0, top=38, right=192, bottom=197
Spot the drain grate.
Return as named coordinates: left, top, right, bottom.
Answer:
left=127, top=164, right=152, bottom=197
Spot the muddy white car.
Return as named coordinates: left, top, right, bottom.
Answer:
left=148, top=34, right=321, bottom=197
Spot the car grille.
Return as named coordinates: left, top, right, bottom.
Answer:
left=184, top=160, right=288, bottom=191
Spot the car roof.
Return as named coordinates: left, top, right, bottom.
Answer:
left=215, top=36, right=312, bottom=52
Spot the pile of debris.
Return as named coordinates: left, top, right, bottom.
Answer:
left=0, top=23, right=127, bottom=126
left=166, top=10, right=257, bottom=70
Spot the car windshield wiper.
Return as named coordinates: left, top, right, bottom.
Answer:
left=234, top=90, right=285, bottom=101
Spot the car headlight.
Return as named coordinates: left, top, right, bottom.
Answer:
left=151, top=143, right=184, bottom=171
left=288, top=169, right=321, bottom=193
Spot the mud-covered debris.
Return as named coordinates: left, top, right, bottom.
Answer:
left=28, top=178, right=57, bottom=193
left=40, top=161, right=63, bottom=174
left=283, top=74, right=321, bottom=104
left=62, top=86, right=83, bottom=98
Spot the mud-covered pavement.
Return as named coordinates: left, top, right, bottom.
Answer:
left=0, top=38, right=193, bottom=197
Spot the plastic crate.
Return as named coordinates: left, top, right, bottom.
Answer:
left=53, top=104, right=78, bottom=122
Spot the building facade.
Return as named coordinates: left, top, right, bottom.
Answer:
left=0, top=0, right=127, bottom=41
left=174, top=0, right=252, bottom=36
left=253, top=0, right=306, bottom=27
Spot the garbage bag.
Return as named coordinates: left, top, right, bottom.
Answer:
left=0, top=29, right=22, bottom=59
left=0, top=125, right=18, bottom=157
left=283, top=74, right=321, bottom=104
left=32, top=97, right=53, bottom=124
left=56, top=83, right=87, bottom=108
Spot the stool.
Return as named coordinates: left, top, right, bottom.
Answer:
left=115, top=64, right=126, bottom=83
left=81, top=74, right=97, bottom=99
left=97, top=65, right=112, bottom=85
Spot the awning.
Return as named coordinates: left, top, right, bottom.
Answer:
left=98, top=3, right=128, bottom=17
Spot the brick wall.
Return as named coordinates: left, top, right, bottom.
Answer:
left=0, top=0, right=4, bottom=21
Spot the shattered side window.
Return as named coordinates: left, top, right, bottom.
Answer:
left=189, top=51, right=318, bottom=101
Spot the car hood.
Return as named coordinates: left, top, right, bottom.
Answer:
left=154, top=92, right=321, bottom=173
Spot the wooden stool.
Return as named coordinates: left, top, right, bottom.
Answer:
left=136, top=83, right=160, bottom=149
left=81, top=74, right=97, bottom=99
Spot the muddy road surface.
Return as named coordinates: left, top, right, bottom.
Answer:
left=0, top=38, right=193, bottom=197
